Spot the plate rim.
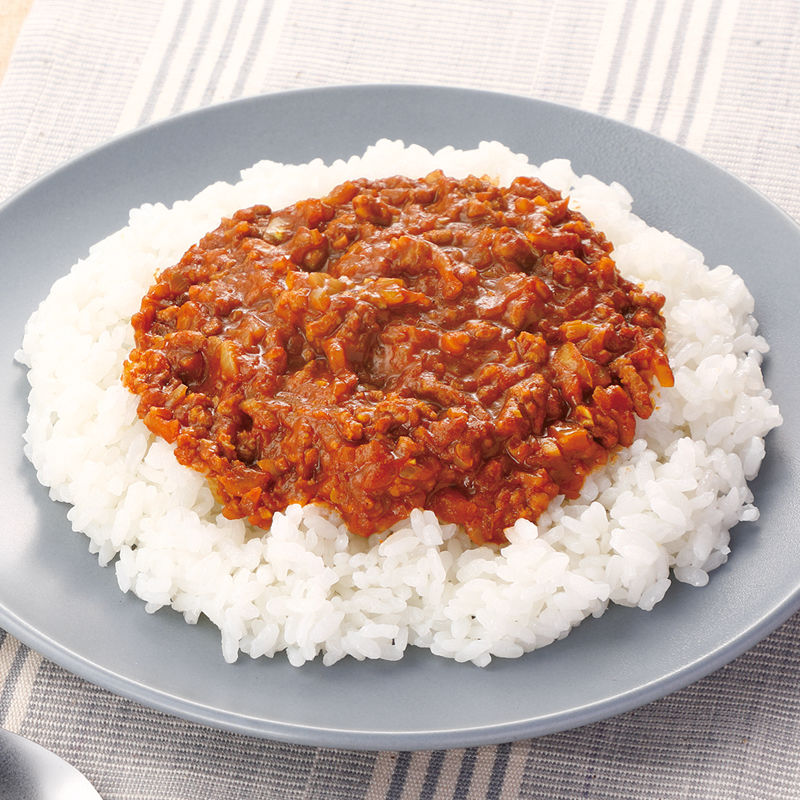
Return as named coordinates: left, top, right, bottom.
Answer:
left=0, top=83, right=796, bottom=750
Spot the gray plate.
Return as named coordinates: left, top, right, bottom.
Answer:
left=0, top=86, right=796, bottom=751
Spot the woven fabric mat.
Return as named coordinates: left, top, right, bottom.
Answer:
left=1, top=1, right=798, bottom=797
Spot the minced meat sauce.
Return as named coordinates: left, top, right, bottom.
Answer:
left=123, top=171, right=673, bottom=545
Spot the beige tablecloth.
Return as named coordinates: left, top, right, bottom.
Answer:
left=1, top=1, right=799, bottom=797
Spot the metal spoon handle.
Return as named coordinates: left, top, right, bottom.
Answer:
left=0, top=727, right=103, bottom=800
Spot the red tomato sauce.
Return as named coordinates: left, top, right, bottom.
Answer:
left=123, top=171, right=673, bottom=544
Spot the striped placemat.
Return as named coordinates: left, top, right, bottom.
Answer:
left=2, top=1, right=799, bottom=798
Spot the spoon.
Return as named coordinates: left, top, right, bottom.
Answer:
left=0, top=727, right=102, bottom=799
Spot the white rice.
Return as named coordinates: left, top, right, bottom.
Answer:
left=17, top=140, right=783, bottom=667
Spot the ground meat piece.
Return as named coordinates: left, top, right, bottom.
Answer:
left=123, top=171, right=673, bottom=544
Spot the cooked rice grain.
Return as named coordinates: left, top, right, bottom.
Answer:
left=18, top=141, right=783, bottom=666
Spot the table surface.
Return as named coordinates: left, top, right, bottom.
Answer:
left=1, top=1, right=798, bottom=798
left=0, top=0, right=34, bottom=83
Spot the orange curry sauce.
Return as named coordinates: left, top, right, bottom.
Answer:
left=123, top=172, right=673, bottom=544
